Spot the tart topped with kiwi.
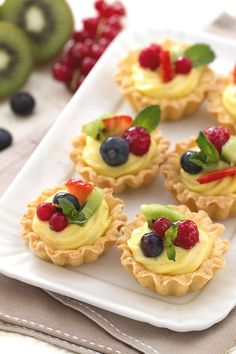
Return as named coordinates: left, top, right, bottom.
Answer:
left=20, top=177, right=126, bottom=266
left=162, top=126, right=236, bottom=219
left=118, top=203, right=229, bottom=296
left=115, top=39, right=215, bottom=121
left=70, top=105, right=169, bottom=193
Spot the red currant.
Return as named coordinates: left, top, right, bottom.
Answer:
left=106, top=15, right=123, bottom=31
left=52, top=63, right=73, bottom=82
left=49, top=212, right=68, bottom=232
left=67, top=46, right=82, bottom=69
left=175, top=56, right=192, bottom=74
left=153, top=218, right=172, bottom=238
left=101, top=25, right=119, bottom=40
left=83, top=17, right=100, bottom=38
left=71, top=42, right=90, bottom=59
left=80, top=57, right=96, bottom=75
left=98, top=37, right=111, bottom=48
left=73, top=30, right=90, bottom=42
left=91, top=43, right=105, bottom=59
left=36, top=203, right=57, bottom=221
left=95, top=0, right=107, bottom=12
left=112, top=1, right=126, bottom=16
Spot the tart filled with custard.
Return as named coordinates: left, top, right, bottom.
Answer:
left=115, top=39, right=215, bottom=121
left=118, top=204, right=228, bottom=296
left=70, top=105, right=169, bottom=193
left=21, top=178, right=126, bottom=266
left=162, top=126, right=236, bottom=219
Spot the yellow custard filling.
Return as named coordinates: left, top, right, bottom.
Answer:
left=128, top=222, right=212, bottom=275
left=32, top=192, right=110, bottom=250
left=222, top=84, right=236, bottom=119
left=82, top=135, right=157, bottom=178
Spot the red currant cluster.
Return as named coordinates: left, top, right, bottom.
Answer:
left=52, top=0, right=126, bottom=92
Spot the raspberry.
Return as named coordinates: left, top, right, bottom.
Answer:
left=123, top=126, right=151, bottom=156
left=204, top=126, right=230, bottom=153
left=36, top=203, right=57, bottom=221
left=174, top=220, right=199, bottom=249
left=49, top=212, right=68, bottom=232
left=153, top=218, right=172, bottom=238
left=175, top=56, right=192, bottom=74
left=138, top=44, right=162, bottom=71
left=160, top=50, right=175, bottom=82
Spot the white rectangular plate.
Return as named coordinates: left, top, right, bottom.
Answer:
left=0, top=28, right=236, bottom=332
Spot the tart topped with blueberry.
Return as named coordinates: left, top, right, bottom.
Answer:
left=70, top=105, right=169, bottom=193
left=118, top=203, right=228, bottom=296
left=162, top=126, right=236, bottom=219
left=115, top=39, right=215, bottom=121
left=21, top=177, right=126, bottom=266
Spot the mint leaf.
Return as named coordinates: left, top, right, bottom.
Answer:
left=164, top=224, right=178, bottom=261
left=184, top=44, right=215, bottom=67
left=58, top=198, right=87, bottom=226
left=189, top=132, right=219, bottom=168
left=68, top=212, right=86, bottom=225
left=133, top=105, right=160, bottom=132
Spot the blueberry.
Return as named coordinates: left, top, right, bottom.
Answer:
left=100, top=137, right=129, bottom=166
left=10, top=92, right=35, bottom=116
left=0, top=128, right=12, bottom=151
left=53, top=192, right=80, bottom=211
left=140, top=232, right=163, bottom=258
left=180, top=151, right=202, bottom=175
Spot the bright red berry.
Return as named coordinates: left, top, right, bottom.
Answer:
left=95, top=0, right=107, bottom=12
left=101, top=25, right=120, bottom=40
left=139, top=44, right=162, bottom=71
left=123, top=126, right=151, bottom=156
left=37, top=203, right=57, bottom=221
left=106, top=15, right=123, bottom=31
left=67, top=46, right=82, bottom=69
left=98, top=37, right=111, bottom=48
left=80, top=57, right=96, bottom=75
left=91, top=43, right=105, bottom=59
left=153, top=218, right=172, bottom=238
left=112, top=1, right=126, bottom=16
left=73, top=30, right=90, bottom=42
left=160, top=50, right=175, bottom=82
left=49, top=212, right=68, bottom=232
left=175, top=56, right=192, bottom=74
left=52, top=63, right=73, bottom=82
left=204, top=126, right=230, bottom=153
left=71, top=42, right=90, bottom=59
left=174, top=220, right=199, bottom=249
left=83, top=17, right=100, bottom=38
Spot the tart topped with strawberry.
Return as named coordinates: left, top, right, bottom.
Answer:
left=70, top=105, right=169, bottom=193
left=162, top=125, right=236, bottom=219
left=118, top=203, right=228, bottom=296
left=115, top=39, right=215, bottom=121
left=20, top=177, right=126, bottom=266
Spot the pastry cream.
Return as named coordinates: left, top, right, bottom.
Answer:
left=127, top=222, right=213, bottom=275
left=82, top=135, right=157, bottom=178
left=222, top=84, right=236, bottom=119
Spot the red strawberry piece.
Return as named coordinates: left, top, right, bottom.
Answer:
left=122, top=126, right=151, bottom=156
left=160, top=50, right=175, bottom=83
left=174, top=220, right=199, bottom=249
left=175, top=56, right=192, bottom=74
left=197, top=166, right=236, bottom=184
left=49, top=212, right=68, bottom=232
left=65, top=178, right=93, bottom=203
left=204, top=126, right=230, bottom=153
left=102, top=115, right=132, bottom=136
left=139, top=43, right=162, bottom=71
left=153, top=218, right=172, bottom=238
left=36, top=203, right=57, bottom=221
left=233, top=64, right=236, bottom=84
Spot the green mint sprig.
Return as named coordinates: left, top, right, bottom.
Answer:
left=164, top=224, right=178, bottom=262
left=58, top=198, right=87, bottom=225
left=184, top=43, right=215, bottom=67
left=190, top=132, right=219, bottom=168
left=132, top=105, right=161, bottom=132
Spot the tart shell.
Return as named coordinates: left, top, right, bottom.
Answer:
left=20, top=185, right=127, bottom=266
left=117, top=205, right=229, bottom=296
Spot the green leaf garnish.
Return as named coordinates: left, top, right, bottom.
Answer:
left=190, top=132, right=219, bottom=168
left=132, top=105, right=161, bottom=132
left=184, top=44, right=215, bottom=67
left=164, top=224, right=178, bottom=261
left=58, top=198, right=87, bottom=226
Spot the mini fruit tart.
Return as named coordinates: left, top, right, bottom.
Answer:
left=161, top=125, right=236, bottom=219
left=70, top=105, right=169, bottom=193
left=117, top=204, right=229, bottom=296
left=208, top=64, right=236, bottom=134
left=20, top=178, right=126, bottom=266
left=114, top=39, right=215, bottom=121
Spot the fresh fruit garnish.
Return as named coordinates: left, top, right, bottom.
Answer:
left=53, top=192, right=81, bottom=211
left=160, top=50, right=175, bottom=83
left=204, top=126, right=230, bottom=153
left=52, top=62, right=73, bottom=83
left=10, top=92, right=35, bottom=116
left=175, top=56, right=192, bottom=74
left=180, top=151, right=203, bottom=175
left=36, top=202, right=57, bottom=222
left=132, top=105, right=161, bottom=132
left=102, top=115, right=132, bottom=136
left=222, top=136, right=236, bottom=164
left=0, top=128, right=13, bottom=151
left=49, top=212, right=68, bottom=232
left=174, top=220, right=199, bottom=249
left=83, top=17, right=100, bottom=38
left=65, top=178, right=93, bottom=204
left=197, top=166, right=236, bottom=184
left=141, top=204, right=187, bottom=222
left=140, top=232, right=164, bottom=257
left=82, top=119, right=106, bottom=141
left=153, top=218, right=172, bottom=239
left=123, top=126, right=151, bottom=156
left=80, top=187, right=104, bottom=220
left=100, top=137, right=129, bottom=166
left=184, top=44, right=215, bottom=67
left=233, top=64, right=236, bottom=84
left=138, top=43, right=162, bottom=71
left=80, top=57, right=96, bottom=75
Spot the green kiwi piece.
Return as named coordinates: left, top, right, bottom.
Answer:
left=141, top=204, right=187, bottom=222
left=2, top=0, right=73, bottom=63
left=82, top=187, right=104, bottom=220
left=0, top=21, right=33, bottom=99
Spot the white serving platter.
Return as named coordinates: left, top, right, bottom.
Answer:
left=0, top=28, right=236, bottom=332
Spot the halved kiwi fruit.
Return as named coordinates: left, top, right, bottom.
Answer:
left=2, top=0, right=74, bottom=63
left=0, top=21, right=33, bottom=99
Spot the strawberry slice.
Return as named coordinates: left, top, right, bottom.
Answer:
left=65, top=178, right=93, bottom=203
left=102, top=115, right=132, bottom=136
left=160, top=50, right=175, bottom=83
left=233, top=64, right=236, bottom=84
left=197, top=167, right=236, bottom=184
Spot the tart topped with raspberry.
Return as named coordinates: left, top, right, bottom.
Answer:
left=115, top=39, right=215, bottom=121
left=20, top=177, right=126, bottom=266
left=118, top=203, right=228, bottom=296
left=161, top=126, right=236, bottom=219
left=70, top=105, right=169, bottom=193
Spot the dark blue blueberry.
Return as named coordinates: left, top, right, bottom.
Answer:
left=100, top=137, right=129, bottom=166
left=140, top=232, right=163, bottom=258
left=0, top=128, right=12, bottom=151
left=10, top=92, right=35, bottom=116
left=180, top=151, right=202, bottom=175
left=53, top=192, right=80, bottom=211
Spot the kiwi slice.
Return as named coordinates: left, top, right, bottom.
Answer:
left=0, top=21, right=33, bottom=99
left=141, top=204, right=187, bottom=222
left=82, top=187, right=104, bottom=220
left=222, top=137, right=236, bottom=164
left=2, top=0, right=73, bottom=63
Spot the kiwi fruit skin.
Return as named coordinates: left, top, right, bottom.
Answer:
left=2, top=0, right=74, bottom=63
left=0, top=21, right=33, bottom=99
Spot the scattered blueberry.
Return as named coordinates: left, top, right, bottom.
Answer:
left=140, top=232, right=163, bottom=258
left=100, top=137, right=129, bottom=166
left=53, top=192, right=81, bottom=211
left=0, top=128, right=13, bottom=151
left=180, top=151, right=202, bottom=175
left=10, top=92, right=35, bottom=116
